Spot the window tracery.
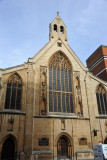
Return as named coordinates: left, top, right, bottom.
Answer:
left=5, top=73, right=22, bottom=110
left=49, top=52, right=74, bottom=113
left=96, top=85, right=107, bottom=115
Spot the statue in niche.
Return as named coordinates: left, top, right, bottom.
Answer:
left=75, top=76, right=83, bottom=117
left=40, top=67, right=47, bottom=116
left=8, top=116, right=14, bottom=131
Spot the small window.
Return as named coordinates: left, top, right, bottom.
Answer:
left=54, top=24, right=57, bottom=32
left=60, top=26, right=64, bottom=33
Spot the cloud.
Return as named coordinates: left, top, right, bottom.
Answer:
left=71, top=0, right=107, bottom=36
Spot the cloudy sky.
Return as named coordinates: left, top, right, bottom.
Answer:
left=0, top=0, right=107, bottom=68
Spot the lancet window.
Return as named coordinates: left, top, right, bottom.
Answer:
left=49, top=52, right=74, bottom=113
left=54, top=24, right=57, bottom=32
left=5, top=73, right=22, bottom=110
left=96, top=85, right=107, bottom=115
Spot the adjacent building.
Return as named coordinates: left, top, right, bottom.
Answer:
left=0, top=13, right=107, bottom=160
left=86, top=45, right=107, bottom=81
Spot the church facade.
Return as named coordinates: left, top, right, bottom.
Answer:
left=0, top=13, right=107, bottom=160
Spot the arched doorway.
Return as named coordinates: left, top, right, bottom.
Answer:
left=57, top=136, right=71, bottom=159
left=1, top=138, right=15, bottom=160
left=104, top=138, right=107, bottom=144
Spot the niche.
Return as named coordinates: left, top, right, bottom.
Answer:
left=40, top=66, right=47, bottom=116
left=61, top=119, right=65, bottom=130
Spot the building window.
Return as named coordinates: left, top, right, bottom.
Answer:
left=54, top=24, right=57, bottom=32
left=60, top=26, right=64, bottom=33
left=5, top=73, right=22, bottom=110
left=49, top=52, right=74, bottom=113
left=96, top=85, right=107, bottom=115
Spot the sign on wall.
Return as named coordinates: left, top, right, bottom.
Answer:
left=39, top=138, right=49, bottom=146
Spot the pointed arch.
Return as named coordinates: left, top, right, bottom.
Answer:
left=48, top=51, right=74, bottom=113
left=55, top=132, right=72, bottom=145
left=0, top=133, right=18, bottom=160
left=6, top=72, right=22, bottom=83
left=5, top=72, right=22, bottom=110
left=96, top=84, right=107, bottom=115
left=56, top=132, right=73, bottom=159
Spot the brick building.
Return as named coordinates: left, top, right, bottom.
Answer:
left=0, top=13, right=107, bottom=160
left=86, top=45, right=107, bottom=81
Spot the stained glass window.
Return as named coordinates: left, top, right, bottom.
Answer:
left=5, top=73, right=22, bottom=110
left=96, top=85, right=107, bottom=115
left=49, top=52, right=74, bottom=113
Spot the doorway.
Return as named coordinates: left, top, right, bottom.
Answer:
left=1, top=138, right=15, bottom=160
left=57, top=136, right=71, bottom=159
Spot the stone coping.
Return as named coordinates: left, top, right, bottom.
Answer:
left=0, top=110, right=26, bottom=115
left=32, top=150, right=53, bottom=155
left=34, top=115, right=90, bottom=120
left=76, top=149, right=93, bottom=153
left=96, top=115, right=107, bottom=119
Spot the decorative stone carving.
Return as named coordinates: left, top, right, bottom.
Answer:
left=40, top=66, right=47, bottom=116
left=8, top=116, right=14, bottom=131
left=74, top=72, right=83, bottom=117
left=61, top=119, right=65, bottom=130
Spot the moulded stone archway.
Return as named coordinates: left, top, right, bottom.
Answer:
left=55, top=132, right=73, bottom=159
left=0, top=133, right=18, bottom=160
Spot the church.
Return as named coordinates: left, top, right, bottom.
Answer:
left=0, top=13, right=107, bottom=160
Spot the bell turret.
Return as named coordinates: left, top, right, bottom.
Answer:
left=49, top=12, right=68, bottom=42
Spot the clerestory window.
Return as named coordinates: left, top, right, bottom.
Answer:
left=49, top=52, right=74, bottom=113
left=5, top=73, right=22, bottom=110
left=96, top=85, right=107, bottom=115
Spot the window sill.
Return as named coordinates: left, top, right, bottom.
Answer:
left=34, top=114, right=90, bottom=120
left=96, top=115, right=107, bottom=119
left=0, top=110, right=26, bottom=115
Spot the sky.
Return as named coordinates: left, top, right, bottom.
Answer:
left=0, top=0, right=107, bottom=68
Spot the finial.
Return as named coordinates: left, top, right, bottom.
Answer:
left=57, top=12, right=59, bottom=16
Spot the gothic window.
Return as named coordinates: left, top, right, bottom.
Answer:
left=5, top=73, right=22, bottom=110
left=96, top=85, right=107, bottom=115
left=60, top=26, right=64, bottom=33
left=49, top=52, right=74, bottom=113
left=54, top=24, right=57, bottom=32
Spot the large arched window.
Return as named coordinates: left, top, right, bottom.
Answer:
left=49, top=52, right=74, bottom=113
left=96, top=85, right=107, bottom=115
left=5, top=73, right=22, bottom=110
